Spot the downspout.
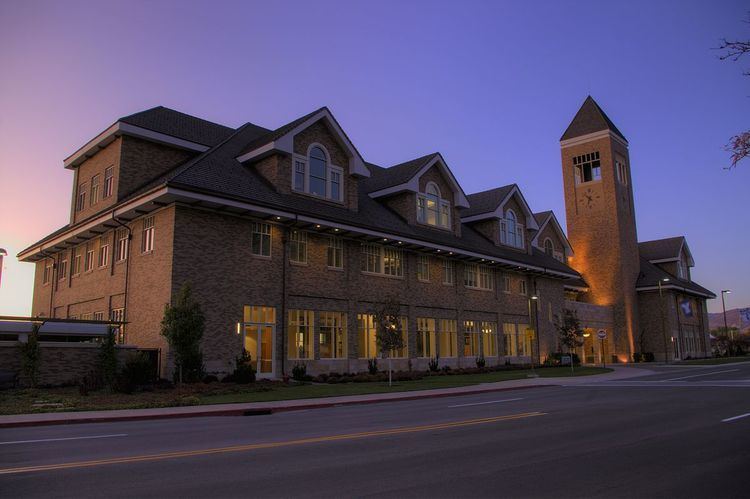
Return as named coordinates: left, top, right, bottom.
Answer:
left=113, top=215, right=132, bottom=342
left=280, top=225, right=289, bottom=376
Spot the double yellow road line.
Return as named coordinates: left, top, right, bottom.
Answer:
left=0, top=411, right=545, bottom=475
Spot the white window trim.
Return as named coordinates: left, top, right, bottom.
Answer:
left=250, top=222, right=272, bottom=258
left=289, top=230, right=308, bottom=265
left=291, top=143, right=344, bottom=203
left=327, top=236, right=344, bottom=270
left=500, top=209, right=525, bottom=250
left=416, top=181, right=451, bottom=229
left=417, top=255, right=430, bottom=282
left=360, top=243, right=404, bottom=278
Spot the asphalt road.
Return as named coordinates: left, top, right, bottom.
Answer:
left=1, top=365, right=749, bottom=498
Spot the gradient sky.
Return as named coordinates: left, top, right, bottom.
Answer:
left=0, top=0, right=748, bottom=315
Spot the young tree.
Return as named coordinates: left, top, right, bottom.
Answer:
left=557, top=309, right=584, bottom=373
left=717, top=13, right=750, bottom=168
left=160, top=283, right=205, bottom=383
left=19, top=324, right=41, bottom=387
left=373, top=297, right=405, bottom=387
left=99, top=329, right=118, bottom=389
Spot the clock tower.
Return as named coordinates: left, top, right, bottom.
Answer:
left=560, top=96, right=640, bottom=359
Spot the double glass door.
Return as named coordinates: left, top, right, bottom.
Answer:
left=244, top=324, right=274, bottom=378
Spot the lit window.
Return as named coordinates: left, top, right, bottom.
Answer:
left=442, top=258, right=454, bottom=285
left=111, top=308, right=125, bottom=343
left=327, top=237, right=343, bottom=269
left=416, top=182, right=451, bottom=229
left=76, top=183, right=87, bottom=212
left=463, top=321, right=480, bottom=357
left=357, top=314, right=407, bottom=358
left=500, top=209, right=525, bottom=249
left=503, top=323, right=518, bottom=356
left=481, top=322, right=497, bottom=357
left=292, top=145, right=344, bottom=202
left=251, top=222, right=271, bottom=257
left=439, top=319, right=457, bottom=357
left=573, top=152, right=601, bottom=184
left=289, top=231, right=307, bottom=264
left=115, top=229, right=129, bottom=262
left=141, top=216, right=154, bottom=253
left=361, top=243, right=402, bottom=277
left=544, top=238, right=554, bottom=256
left=416, top=318, right=436, bottom=358
left=90, top=175, right=100, bottom=206
left=98, top=241, right=109, bottom=268
left=417, top=255, right=430, bottom=281
left=104, top=167, right=114, bottom=198
left=288, top=309, right=314, bottom=359
left=319, top=311, right=347, bottom=359
left=503, top=323, right=535, bottom=357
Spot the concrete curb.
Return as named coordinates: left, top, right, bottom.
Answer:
left=0, top=384, right=556, bottom=429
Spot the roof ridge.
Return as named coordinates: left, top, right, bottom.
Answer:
left=119, top=106, right=235, bottom=132
left=467, top=183, right=516, bottom=197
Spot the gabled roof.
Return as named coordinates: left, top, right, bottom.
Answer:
left=639, top=236, right=694, bottom=266
left=461, top=184, right=540, bottom=230
left=560, top=96, right=627, bottom=142
left=363, top=153, right=470, bottom=208
left=235, top=107, right=370, bottom=178
left=531, top=211, right=573, bottom=255
left=636, top=258, right=714, bottom=298
left=119, top=106, right=240, bottom=147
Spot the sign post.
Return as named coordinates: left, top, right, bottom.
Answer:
left=597, top=330, right=607, bottom=368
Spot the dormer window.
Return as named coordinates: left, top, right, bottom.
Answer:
left=417, top=182, right=451, bottom=229
left=499, top=209, right=524, bottom=249
left=292, top=145, right=343, bottom=202
left=543, top=238, right=554, bottom=256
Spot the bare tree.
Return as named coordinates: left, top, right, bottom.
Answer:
left=717, top=13, right=750, bottom=168
left=373, top=297, right=405, bottom=387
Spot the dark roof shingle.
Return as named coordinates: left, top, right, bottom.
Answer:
left=119, top=106, right=242, bottom=146
left=638, top=236, right=685, bottom=262
left=560, top=96, right=627, bottom=142
left=462, top=185, right=515, bottom=218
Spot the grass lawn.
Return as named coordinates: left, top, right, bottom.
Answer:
left=0, top=366, right=610, bottom=416
left=674, top=356, right=750, bottom=366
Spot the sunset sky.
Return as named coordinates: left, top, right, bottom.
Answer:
left=0, top=0, right=748, bottom=315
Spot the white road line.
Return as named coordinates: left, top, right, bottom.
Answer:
left=663, top=369, right=740, bottom=382
left=448, top=398, right=524, bottom=408
left=722, top=412, right=750, bottom=423
left=0, top=434, right=128, bottom=446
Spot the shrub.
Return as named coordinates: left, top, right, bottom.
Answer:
left=643, top=352, right=655, bottom=362
left=475, top=356, right=486, bottom=369
left=19, top=326, right=41, bottom=387
left=367, top=358, right=378, bottom=375
left=116, top=351, right=155, bottom=392
left=203, top=375, right=219, bottom=384
left=428, top=357, right=440, bottom=372
left=178, top=396, right=201, bottom=406
left=78, top=370, right=104, bottom=396
left=99, top=331, right=118, bottom=388
left=161, top=283, right=205, bottom=383
left=544, top=352, right=581, bottom=366
left=225, top=349, right=256, bottom=384
left=441, top=365, right=451, bottom=374
left=292, top=362, right=307, bottom=381
left=632, top=352, right=644, bottom=363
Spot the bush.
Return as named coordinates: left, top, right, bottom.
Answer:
left=428, top=357, right=440, bottom=372
left=475, top=356, right=486, bottom=369
left=441, top=365, right=451, bottom=374
left=78, top=370, right=104, bottom=396
left=543, top=352, right=581, bottom=366
left=633, top=352, right=643, bottom=363
left=643, top=352, right=655, bottom=362
left=291, top=362, right=307, bottom=381
left=99, top=331, right=118, bottom=388
left=224, top=349, right=256, bottom=384
left=115, top=351, right=155, bottom=392
left=203, top=375, right=219, bottom=384
left=19, top=327, right=41, bottom=387
left=367, top=358, right=378, bottom=375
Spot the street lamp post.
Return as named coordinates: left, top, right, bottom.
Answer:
left=721, top=290, right=732, bottom=339
left=528, top=295, right=540, bottom=377
left=658, top=278, right=670, bottom=363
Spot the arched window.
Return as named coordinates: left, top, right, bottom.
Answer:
left=543, top=238, right=554, bottom=256
left=292, top=144, right=344, bottom=202
left=417, top=182, right=451, bottom=229
left=500, top=209, right=524, bottom=249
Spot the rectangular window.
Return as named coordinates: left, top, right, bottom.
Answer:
left=416, top=193, right=451, bottom=229
left=416, top=197, right=426, bottom=223
left=251, top=222, right=271, bottom=257
left=58, top=259, right=68, bottom=280
left=439, top=319, right=457, bottom=357
left=417, top=255, right=430, bottom=282
left=98, top=242, right=110, bottom=268
left=481, top=321, right=497, bottom=357
left=463, top=321, right=480, bottom=357
left=115, top=229, right=129, bottom=262
left=111, top=308, right=125, bottom=343
left=503, top=323, right=518, bottom=356
left=243, top=305, right=276, bottom=324
left=84, top=244, right=95, bottom=272
left=442, top=258, right=454, bottom=285
left=76, top=183, right=87, bottom=212
left=357, top=313, right=378, bottom=359
left=573, top=151, right=601, bottom=185
left=103, top=166, right=114, bottom=198
left=90, top=175, right=100, bottom=206
left=288, top=309, right=314, bottom=359
left=293, top=160, right=306, bottom=191
left=330, top=170, right=341, bottom=201
left=141, top=216, right=155, bottom=253
left=416, top=318, right=436, bottom=358
left=42, top=262, right=52, bottom=284
left=292, top=151, right=343, bottom=202
left=616, top=159, right=628, bottom=185
left=361, top=244, right=403, bottom=277
left=93, top=311, right=104, bottom=321
left=519, top=279, right=527, bottom=295
left=464, top=263, right=477, bottom=288
left=72, top=249, right=82, bottom=275
left=503, top=275, right=511, bottom=293
left=478, top=265, right=493, bottom=290
left=327, top=237, right=343, bottom=269
left=289, top=231, right=307, bottom=264
left=465, top=264, right=493, bottom=290
left=319, top=311, right=347, bottom=359
left=500, top=218, right=525, bottom=249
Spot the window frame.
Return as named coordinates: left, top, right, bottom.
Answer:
left=250, top=222, right=272, bottom=258
left=319, top=311, right=347, bottom=359
left=115, top=229, right=129, bottom=262
left=417, top=254, right=430, bottom=282
left=289, top=230, right=308, bottom=264
left=416, top=182, right=451, bottom=229
left=98, top=242, right=110, bottom=268
left=76, top=183, right=87, bottom=212
left=442, top=258, right=454, bottom=285
left=360, top=243, right=403, bottom=278
left=464, top=263, right=493, bottom=291
left=291, top=144, right=344, bottom=203
left=288, top=309, right=314, bottom=360
left=573, top=151, right=602, bottom=185
left=500, top=209, right=525, bottom=249
left=141, top=216, right=155, bottom=254
left=416, top=317, right=436, bottom=358
left=327, top=236, right=344, bottom=269
left=103, top=166, right=114, bottom=198
left=90, top=174, right=100, bottom=206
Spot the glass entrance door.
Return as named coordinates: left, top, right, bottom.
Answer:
left=244, top=325, right=275, bottom=378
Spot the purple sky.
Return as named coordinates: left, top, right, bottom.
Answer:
left=0, top=0, right=748, bottom=314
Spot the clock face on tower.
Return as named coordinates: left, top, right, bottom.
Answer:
left=579, top=187, right=600, bottom=209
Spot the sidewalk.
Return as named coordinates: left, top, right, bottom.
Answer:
left=0, top=366, right=653, bottom=429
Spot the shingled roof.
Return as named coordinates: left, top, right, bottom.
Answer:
left=638, top=236, right=686, bottom=262
left=560, top=96, right=627, bottom=142
left=119, top=106, right=240, bottom=147
left=362, top=153, right=438, bottom=193
left=462, top=185, right=515, bottom=218
left=636, top=258, right=715, bottom=298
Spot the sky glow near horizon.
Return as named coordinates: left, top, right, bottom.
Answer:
left=0, top=0, right=748, bottom=315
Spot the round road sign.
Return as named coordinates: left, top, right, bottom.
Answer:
left=597, top=330, right=607, bottom=339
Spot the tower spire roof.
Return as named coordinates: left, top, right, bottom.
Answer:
left=560, top=96, right=627, bottom=142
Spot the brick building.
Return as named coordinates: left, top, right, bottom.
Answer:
left=18, top=98, right=714, bottom=377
